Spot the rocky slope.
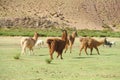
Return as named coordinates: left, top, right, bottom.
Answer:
left=0, top=0, right=120, bottom=30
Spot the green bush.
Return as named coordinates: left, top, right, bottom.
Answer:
left=14, top=54, right=20, bottom=60
left=45, top=59, right=52, bottom=64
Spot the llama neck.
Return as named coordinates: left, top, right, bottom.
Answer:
left=61, top=32, right=67, bottom=41
left=72, top=34, right=75, bottom=38
left=32, top=35, right=38, bottom=41
left=62, top=34, right=67, bottom=41
left=97, top=40, right=104, bottom=46
left=72, top=32, right=77, bottom=38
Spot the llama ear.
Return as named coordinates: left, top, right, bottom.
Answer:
left=35, top=32, right=39, bottom=36
left=105, top=37, right=107, bottom=39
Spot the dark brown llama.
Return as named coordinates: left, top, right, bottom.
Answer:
left=79, top=37, right=105, bottom=55
left=46, top=30, right=68, bottom=59
left=64, top=31, right=78, bottom=53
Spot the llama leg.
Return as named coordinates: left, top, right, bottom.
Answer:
left=84, top=46, right=88, bottom=55
left=79, top=46, right=84, bottom=56
left=42, top=42, right=44, bottom=48
left=60, top=54, right=63, bottom=59
left=49, top=47, right=54, bottom=59
left=110, top=44, right=112, bottom=47
left=90, top=48, right=93, bottom=55
left=31, top=48, right=34, bottom=55
left=50, top=53, right=53, bottom=59
left=50, top=50, right=54, bottom=59
left=57, top=53, right=60, bottom=58
left=21, top=47, right=24, bottom=55
left=28, top=48, right=31, bottom=55
left=21, top=46, right=26, bottom=55
left=58, top=51, right=63, bottom=59
left=70, top=45, right=72, bottom=53
left=69, top=42, right=72, bottom=53
left=60, top=52, right=63, bottom=59
left=94, top=47, right=100, bottom=55
left=64, top=45, right=68, bottom=53
left=49, top=42, right=56, bottom=59
left=38, top=44, right=40, bottom=48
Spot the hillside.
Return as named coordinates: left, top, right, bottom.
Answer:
left=0, top=0, right=120, bottom=30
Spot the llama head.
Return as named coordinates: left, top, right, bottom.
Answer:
left=104, top=37, right=108, bottom=44
left=72, top=31, right=78, bottom=37
left=79, top=37, right=84, bottom=42
left=61, top=30, right=67, bottom=41
left=33, top=32, right=39, bottom=40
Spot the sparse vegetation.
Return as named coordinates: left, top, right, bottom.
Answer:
left=78, top=29, right=120, bottom=37
left=0, top=37, right=120, bottom=80
left=1, top=0, right=120, bottom=30
left=14, top=54, right=20, bottom=60
left=102, top=24, right=112, bottom=31
left=0, top=27, right=120, bottom=37
left=0, top=0, right=120, bottom=79
left=45, top=59, right=52, bottom=64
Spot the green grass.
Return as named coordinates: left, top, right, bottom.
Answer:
left=45, top=58, right=52, bottom=64
left=0, top=37, right=120, bottom=80
left=13, top=53, right=20, bottom=59
left=0, top=27, right=120, bottom=37
left=78, top=29, right=120, bottom=37
left=0, top=27, right=62, bottom=37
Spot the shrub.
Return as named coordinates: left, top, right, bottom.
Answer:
left=45, top=59, right=52, bottom=64
left=14, top=54, right=20, bottom=60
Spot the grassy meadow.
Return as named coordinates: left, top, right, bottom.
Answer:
left=0, top=36, right=120, bottom=80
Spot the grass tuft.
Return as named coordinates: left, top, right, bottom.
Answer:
left=14, top=54, right=20, bottom=60
left=45, top=59, right=52, bottom=64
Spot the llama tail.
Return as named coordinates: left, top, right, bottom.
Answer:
left=21, top=38, right=28, bottom=54
left=46, top=39, right=54, bottom=49
left=21, top=38, right=28, bottom=47
left=21, top=40, right=24, bottom=47
left=46, top=39, right=54, bottom=43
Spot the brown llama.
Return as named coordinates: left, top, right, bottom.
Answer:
left=21, top=32, right=39, bottom=55
left=46, top=30, right=68, bottom=59
left=64, top=31, right=78, bottom=53
left=79, top=37, right=105, bottom=55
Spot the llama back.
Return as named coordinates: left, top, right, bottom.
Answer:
left=20, top=37, right=29, bottom=46
left=21, top=37, right=36, bottom=47
left=88, top=38, right=104, bottom=47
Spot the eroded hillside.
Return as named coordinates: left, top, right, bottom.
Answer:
left=0, top=0, right=120, bottom=30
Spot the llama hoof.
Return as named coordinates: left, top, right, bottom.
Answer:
left=79, top=54, right=81, bottom=56
left=61, top=57, right=63, bottom=59
left=51, top=57, right=54, bottom=59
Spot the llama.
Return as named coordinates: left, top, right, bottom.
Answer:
left=35, top=39, right=44, bottom=48
left=110, top=41, right=115, bottom=45
left=103, top=38, right=115, bottom=47
left=46, top=30, right=68, bottom=59
left=21, top=32, right=39, bottom=55
left=79, top=37, right=105, bottom=55
left=64, top=31, right=78, bottom=53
